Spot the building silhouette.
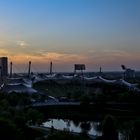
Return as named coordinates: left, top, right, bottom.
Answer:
left=0, top=57, right=8, bottom=77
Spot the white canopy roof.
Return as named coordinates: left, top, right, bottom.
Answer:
left=2, top=83, right=37, bottom=94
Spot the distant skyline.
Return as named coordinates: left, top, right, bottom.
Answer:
left=0, top=0, right=140, bottom=72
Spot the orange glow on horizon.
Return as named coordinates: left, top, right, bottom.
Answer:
left=1, top=48, right=140, bottom=72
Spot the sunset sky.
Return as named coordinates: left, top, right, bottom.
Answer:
left=0, top=0, right=140, bottom=72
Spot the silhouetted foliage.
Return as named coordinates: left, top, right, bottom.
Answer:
left=0, top=117, right=22, bottom=140
left=102, top=115, right=118, bottom=140
left=80, top=94, right=90, bottom=105
left=132, top=119, right=140, bottom=140
left=26, top=108, right=44, bottom=125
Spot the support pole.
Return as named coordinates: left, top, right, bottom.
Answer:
left=28, top=61, right=31, bottom=77
left=99, top=67, right=102, bottom=76
left=50, top=61, right=52, bottom=75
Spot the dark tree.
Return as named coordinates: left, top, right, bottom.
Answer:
left=0, top=117, right=22, bottom=140
left=102, top=115, right=118, bottom=140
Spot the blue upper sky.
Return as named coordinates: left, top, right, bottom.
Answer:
left=0, top=0, right=140, bottom=72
